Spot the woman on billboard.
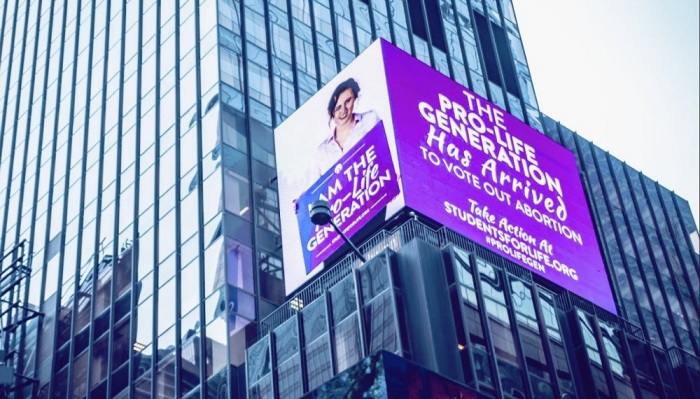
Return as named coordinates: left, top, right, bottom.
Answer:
left=314, top=78, right=381, bottom=177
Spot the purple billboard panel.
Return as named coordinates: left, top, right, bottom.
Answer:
left=295, top=122, right=400, bottom=274
left=276, top=41, right=405, bottom=295
left=381, top=41, right=616, bottom=313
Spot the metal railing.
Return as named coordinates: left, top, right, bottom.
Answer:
left=668, top=346, right=700, bottom=371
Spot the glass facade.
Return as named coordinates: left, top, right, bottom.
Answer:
left=0, top=1, right=697, bottom=399
left=542, top=115, right=700, bottom=357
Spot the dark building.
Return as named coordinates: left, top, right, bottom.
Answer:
left=0, top=1, right=696, bottom=399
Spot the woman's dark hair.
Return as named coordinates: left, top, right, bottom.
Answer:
left=327, top=78, right=360, bottom=119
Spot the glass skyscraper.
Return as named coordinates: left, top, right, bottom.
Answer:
left=0, top=1, right=696, bottom=399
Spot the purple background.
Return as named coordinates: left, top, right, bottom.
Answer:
left=381, top=41, right=616, bottom=314
left=295, top=122, right=400, bottom=274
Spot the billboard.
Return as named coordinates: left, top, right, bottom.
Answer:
left=275, top=42, right=406, bottom=294
left=275, top=40, right=616, bottom=314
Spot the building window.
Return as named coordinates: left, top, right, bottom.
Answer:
left=473, top=12, right=520, bottom=97
left=407, top=0, right=447, bottom=52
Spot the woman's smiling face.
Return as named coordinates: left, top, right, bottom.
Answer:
left=332, top=88, right=356, bottom=128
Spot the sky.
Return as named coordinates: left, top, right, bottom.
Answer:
left=512, top=0, right=699, bottom=228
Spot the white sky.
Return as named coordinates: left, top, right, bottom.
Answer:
left=512, top=0, right=699, bottom=227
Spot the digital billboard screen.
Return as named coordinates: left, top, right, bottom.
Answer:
left=275, top=40, right=615, bottom=314
left=275, top=42, right=406, bottom=294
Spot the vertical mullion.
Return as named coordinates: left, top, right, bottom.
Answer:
left=173, top=0, right=183, bottom=396
left=2, top=0, right=34, bottom=393
left=446, top=0, right=474, bottom=89
left=0, top=0, right=19, bottom=170
left=0, top=0, right=22, bottom=260
left=352, top=267, right=367, bottom=359
left=25, top=0, right=58, bottom=394
left=590, top=314, right=620, bottom=398
left=56, top=0, right=85, bottom=396
left=43, top=0, right=71, bottom=397
left=530, top=284, right=564, bottom=399
left=0, top=0, right=11, bottom=90
left=285, top=0, right=301, bottom=107
left=9, top=2, right=48, bottom=388
left=104, top=0, right=127, bottom=395
left=323, top=292, right=336, bottom=378
left=415, top=0, right=435, bottom=66
left=448, top=249, right=479, bottom=386
left=10, top=0, right=43, bottom=248
left=67, top=0, right=98, bottom=393
left=380, top=0, right=397, bottom=44
left=84, top=0, right=113, bottom=393
left=396, top=0, right=416, bottom=59
left=127, top=0, right=144, bottom=392
left=477, top=0, right=511, bottom=113
left=326, top=0, right=342, bottom=72
left=619, top=330, right=645, bottom=399
left=304, top=0, right=321, bottom=89
left=432, top=0, right=456, bottom=78
left=240, top=0, right=264, bottom=393
left=462, top=0, right=494, bottom=104
left=345, top=0, right=360, bottom=56
left=150, top=0, right=162, bottom=396
left=501, top=274, right=535, bottom=399
left=191, top=0, right=208, bottom=395
left=469, top=254, right=505, bottom=399
left=364, top=0, right=377, bottom=40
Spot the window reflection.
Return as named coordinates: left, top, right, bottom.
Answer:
left=158, top=210, right=176, bottom=259
left=221, top=108, right=247, bottom=153
left=259, top=251, right=284, bottom=304
left=158, top=278, right=176, bottom=334
left=92, top=335, right=109, bottom=387
left=254, top=183, right=280, bottom=234
left=73, top=350, right=89, bottom=397
left=200, top=45, right=220, bottom=93
left=223, top=168, right=251, bottom=220
left=180, top=129, right=198, bottom=177
left=112, top=321, right=130, bottom=370
left=599, top=321, right=626, bottom=378
left=453, top=247, right=478, bottom=306
left=510, top=278, right=552, bottom=388
left=180, top=261, right=201, bottom=315
left=180, top=191, right=200, bottom=240
left=538, top=291, right=561, bottom=341
left=577, top=310, right=602, bottom=366
left=477, top=259, right=523, bottom=395
left=93, top=254, right=113, bottom=316
left=220, top=45, right=244, bottom=91
left=206, top=317, right=229, bottom=377
left=477, top=260, right=510, bottom=325
left=510, top=279, right=538, bottom=330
